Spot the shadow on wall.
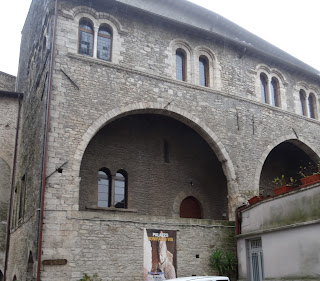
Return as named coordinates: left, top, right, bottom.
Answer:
left=0, top=158, right=11, bottom=261
left=259, top=140, right=320, bottom=196
left=79, top=113, right=229, bottom=220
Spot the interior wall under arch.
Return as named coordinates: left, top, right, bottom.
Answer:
left=259, top=141, right=319, bottom=196
left=79, top=114, right=228, bottom=219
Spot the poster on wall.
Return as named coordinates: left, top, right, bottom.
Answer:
left=143, top=229, right=177, bottom=281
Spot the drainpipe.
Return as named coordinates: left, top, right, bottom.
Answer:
left=4, top=93, right=23, bottom=281
left=235, top=204, right=247, bottom=235
left=36, top=0, right=58, bottom=280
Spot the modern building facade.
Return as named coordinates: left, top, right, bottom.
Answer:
left=1, top=0, right=320, bottom=280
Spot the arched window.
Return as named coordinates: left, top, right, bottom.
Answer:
left=97, top=25, right=112, bottom=61
left=114, top=170, right=127, bottom=208
left=176, top=49, right=186, bottom=81
left=260, top=73, right=268, bottom=103
left=270, top=77, right=280, bottom=107
left=199, top=55, right=209, bottom=87
left=98, top=168, right=111, bottom=207
left=13, top=276, right=17, bottom=281
left=308, top=94, right=315, bottom=119
left=299, top=90, right=307, bottom=116
left=180, top=196, right=202, bottom=219
left=78, top=18, right=94, bottom=56
left=0, top=270, right=3, bottom=281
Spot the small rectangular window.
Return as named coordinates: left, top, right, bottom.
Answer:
left=163, top=140, right=169, bottom=163
left=18, top=175, right=26, bottom=221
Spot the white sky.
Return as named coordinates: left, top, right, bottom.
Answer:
left=0, top=0, right=320, bottom=76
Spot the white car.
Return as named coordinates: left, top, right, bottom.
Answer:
left=166, top=276, right=230, bottom=281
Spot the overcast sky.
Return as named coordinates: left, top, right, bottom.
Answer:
left=0, top=0, right=319, bottom=76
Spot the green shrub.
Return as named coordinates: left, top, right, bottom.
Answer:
left=209, top=249, right=237, bottom=277
left=79, top=273, right=102, bottom=281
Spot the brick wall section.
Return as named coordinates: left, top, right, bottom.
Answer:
left=79, top=114, right=228, bottom=219
left=0, top=72, right=16, bottom=92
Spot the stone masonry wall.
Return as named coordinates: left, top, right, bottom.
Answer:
left=7, top=0, right=320, bottom=280
left=7, top=0, right=55, bottom=279
left=34, top=2, right=320, bottom=280
left=0, top=72, right=16, bottom=92
left=0, top=95, right=19, bottom=275
left=40, top=210, right=235, bottom=281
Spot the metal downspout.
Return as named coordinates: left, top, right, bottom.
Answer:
left=36, top=0, right=58, bottom=280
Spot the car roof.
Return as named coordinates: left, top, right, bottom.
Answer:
left=166, top=276, right=230, bottom=281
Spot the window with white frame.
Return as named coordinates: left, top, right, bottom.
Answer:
left=248, top=238, right=264, bottom=281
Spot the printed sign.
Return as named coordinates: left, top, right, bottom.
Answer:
left=143, top=229, right=177, bottom=281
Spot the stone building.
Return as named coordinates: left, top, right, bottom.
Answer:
left=1, top=0, right=320, bottom=280
left=0, top=72, right=20, bottom=281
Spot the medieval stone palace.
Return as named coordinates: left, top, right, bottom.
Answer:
left=0, top=0, right=319, bottom=280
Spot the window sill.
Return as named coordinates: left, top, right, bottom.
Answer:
left=85, top=206, right=137, bottom=213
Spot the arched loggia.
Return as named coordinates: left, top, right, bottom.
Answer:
left=73, top=103, right=238, bottom=218
left=79, top=113, right=230, bottom=220
left=259, top=139, right=320, bottom=196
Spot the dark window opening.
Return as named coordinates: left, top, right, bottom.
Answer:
left=176, top=49, right=186, bottom=81
left=299, top=90, right=307, bottom=116
left=114, top=170, right=127, bottom=208
left=260, top=73, right=268, bottom=103
left=97, top=25, right=112, bottom=61
left=79, top=18, right=94, bottom=56
left=308, top=94, right=315, bottom=119
left=163, top=139, right=169, bottom=163
left=199, top=56, right=209, bottom=87
left=98, top=168, right=111, bottom=207
left=270, top=77, right=280, bottom=107
left=18, top=175, right=26, bottom=221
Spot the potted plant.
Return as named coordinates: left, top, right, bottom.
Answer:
left=248, top=195, right=263, bottom=205
left=272, top=175, right=296, bottom=196
left=298, top=161, right=320, bottom=187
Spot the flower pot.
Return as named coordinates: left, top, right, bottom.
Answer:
left=300, top=173, right=320, bottom=187
left=248, top=196, right=262, bottom=205
left=273, top=185, right=292, bottom=196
